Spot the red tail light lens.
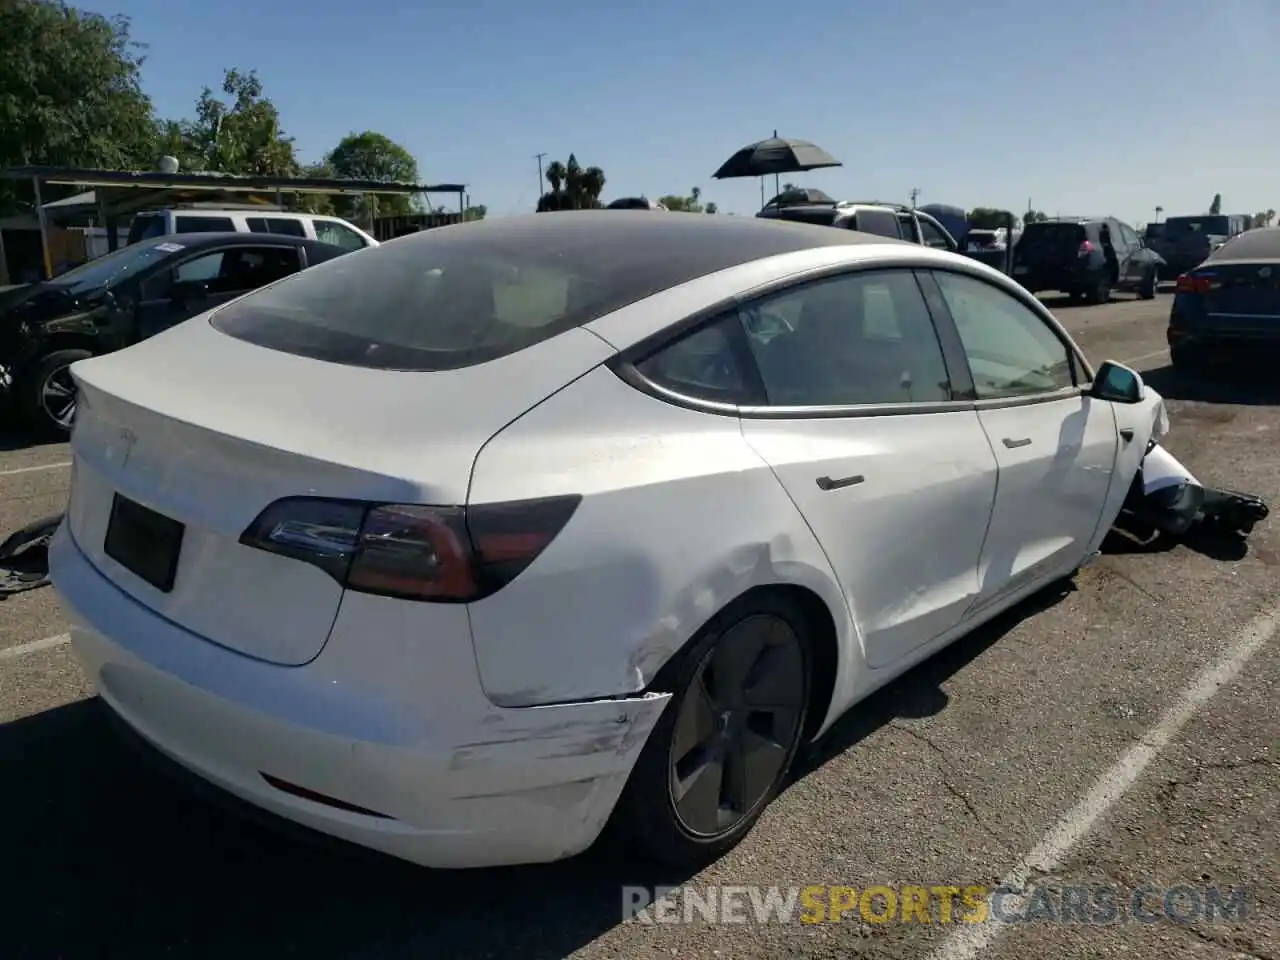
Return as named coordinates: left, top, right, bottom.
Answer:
left=240, top=495, right=580, bottom=602
left=1175, top=273, right=1215, bottom=293
left=1077, top=240, right=1095, bottom=257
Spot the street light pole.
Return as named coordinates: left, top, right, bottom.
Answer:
left=909, top=187, right=920, bottom=208
left=535, top=153, right=547, bottom=199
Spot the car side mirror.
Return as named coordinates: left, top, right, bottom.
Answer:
left=1091, top=360, right=1145, bottom=404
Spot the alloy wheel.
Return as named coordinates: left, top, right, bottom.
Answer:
left=667, top=614, right=806, bottom=837
left=40, top=364, right=77, bottom=429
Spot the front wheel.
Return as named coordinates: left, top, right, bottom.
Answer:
left=1086, top=278, right=1112, bottom=304
left=610, top=593, right=812, bottom=868
left=19, top=348, right=91, bottom=439
left=1139, top=267, right=1158, bottom=300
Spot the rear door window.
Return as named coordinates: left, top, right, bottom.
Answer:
left=919, top=219, right=952, bottom=250
left=247, top=217, right=307, bottom=237
left=313, top=220, right=369, bottom=250
left=173, top=215, right=236, bottom=234
left=852, top=209, right=902, bottom=240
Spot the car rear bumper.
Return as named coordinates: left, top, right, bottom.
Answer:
left=1009, top=264, right=1096, bottom=292
left=48, top=522, right=671, bottom=869
left=1168, top=325, right=1280, bottom=358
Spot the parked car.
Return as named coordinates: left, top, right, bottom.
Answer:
left=1010, top=217, right=1163, bottom=303
left=606, top=197, right=668, bottom=210
left=1148, top=214, right=1248, bottom=281
left=961, top=227, right=1012, bottom=271
left=757, top=199, right=960, bottom=251
left=127, top=208, right=377, bottom=251
left=0, top=232, right=350, bottom=437
left=50, top=212, right=1168, bottom=870
left=1168, top=225, right=1280, bottom=370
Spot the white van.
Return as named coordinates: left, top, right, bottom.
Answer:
left=127, top=209, right=378, bottom=251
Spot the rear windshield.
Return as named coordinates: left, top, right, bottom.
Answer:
left=1208, top=228, right=1280, bottom=260
left=210, top=212, right=874, bottom=371
left=1017, top=222, right=1085, bottom=248
left=1163, top=216, right=1231, bottom=237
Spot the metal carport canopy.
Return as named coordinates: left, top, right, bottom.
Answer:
left=0, top=165, right=467, bottom=279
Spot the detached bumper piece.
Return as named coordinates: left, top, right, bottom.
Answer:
left=0, top=512, right=61, bottom=596
left=1124, top=443, right=1269, bottom=539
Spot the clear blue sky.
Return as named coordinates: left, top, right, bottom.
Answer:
left=96, top=0, right=1278, bottom=221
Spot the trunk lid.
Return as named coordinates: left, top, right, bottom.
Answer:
left=1200, top=262, right=1280, bottom=322
left=66, top=315, right=613, bottom=665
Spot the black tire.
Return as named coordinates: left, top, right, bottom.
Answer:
left=1086, top=277, right=1111, bottom=304
left=18, top=348, right=91, bottom=440
left=610, top=592, right=813, bottom=868
left=1170, top=344, right=1200, bottom=373
left=1138, top=267, right=1158, bottom=300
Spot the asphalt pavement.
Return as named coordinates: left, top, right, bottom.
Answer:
left=0, top=290, right=1275, bottom=960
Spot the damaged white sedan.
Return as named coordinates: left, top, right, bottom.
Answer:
left=51, top=211, right=1179, bottom=870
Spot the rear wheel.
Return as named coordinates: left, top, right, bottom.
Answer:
left=1170, top=343, right=1200, bottom=373
left=18, top=348, right=91, bottom=439
left=611, top=593, right=812, bottom=868
left=1086, top=277, right=1112, bottom=304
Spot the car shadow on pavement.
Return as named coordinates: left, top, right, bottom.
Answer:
left=801, top=576, right=1077, bottom=771
left=1142, top=363, right=1280, bottom=407
left=1101, top=516, right=1250, bottom=563
left=0, top=696, right=705, bottom=960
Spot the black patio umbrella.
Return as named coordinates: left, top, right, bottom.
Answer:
left=713, top=131, right=842, bottom=207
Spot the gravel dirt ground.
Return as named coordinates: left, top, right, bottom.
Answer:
left=0, top=288, right=1275, bottom=960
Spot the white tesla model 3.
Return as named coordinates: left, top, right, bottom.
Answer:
left=49, top=211, right=1167, bottom=870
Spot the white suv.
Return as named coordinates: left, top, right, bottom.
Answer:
left=127, top=209, right=378, bottom=251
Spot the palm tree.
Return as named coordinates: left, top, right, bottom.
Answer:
left=691, top=186, right=701, bottom=208
left=581, top=166, right=606, bottom=207
left=565, top=154, right=583, bottom=206
left=545, top=161, right=566, bottom=195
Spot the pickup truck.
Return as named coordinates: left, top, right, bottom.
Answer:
left=1148, top=214, right=1247, bottom=280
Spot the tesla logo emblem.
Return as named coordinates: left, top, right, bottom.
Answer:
left=118, top=428, right=137, bottom=467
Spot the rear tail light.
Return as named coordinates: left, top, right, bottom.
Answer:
left=240, top=495, right=581, bottom=603
left=1077, top=240, right=1095, bottom=257
left=1175, top=272, right=1216, bottom=293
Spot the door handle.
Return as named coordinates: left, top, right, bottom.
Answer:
left=816, top=475, right=864, bottom=491
left=1120, top=428, right=1135, bottom=442
left=1002, top=437, right=1032, bottom=449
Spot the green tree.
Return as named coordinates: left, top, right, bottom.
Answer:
left=169, top=68, right=298, bottom=177
left=968, top=207, right=1017, bottom=229
left=1250, top=208, right=1275, bottom=229
left=705, top=202, right=718, bottom=214
left=324, top=130, right=421, bottom=218
left=0, top=0, right=158, bottom=214
left=464, top=204, right=487, bottom=221
left=1209, top=193, right=1222, bottom=215
left=659, top=187, right=708, bottom=213
left=536, top=154, right=606, bottom=210
left=1023, top=209, right=1048, bottom=224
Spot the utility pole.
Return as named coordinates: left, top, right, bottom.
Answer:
left=909, top=187, right=920, bottom=208
left=535, top=153, right=547, bottom=198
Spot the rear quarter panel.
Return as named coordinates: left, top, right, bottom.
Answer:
left=464, top=364, right=856, bottom=712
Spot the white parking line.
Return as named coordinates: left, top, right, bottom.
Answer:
left=929, top=608, right=1277, bottom=960
left=0, top=632, right=70, bottom=662
left=0, top=461, right=71, bottom=478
